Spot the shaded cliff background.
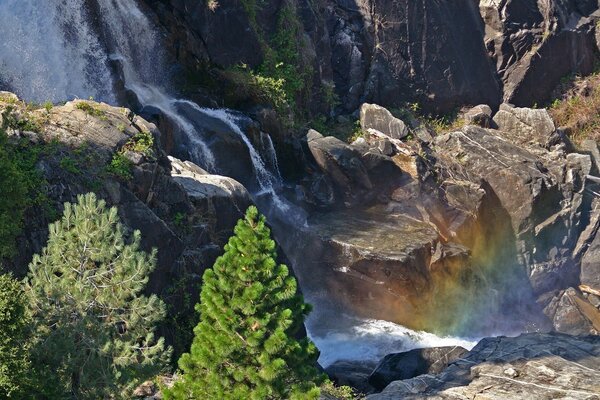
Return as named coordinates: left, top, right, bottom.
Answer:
left=141, top=0, right=600, bottom=115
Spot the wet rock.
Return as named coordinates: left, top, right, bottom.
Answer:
left=367, top=332, right=600, bottom=399
left=359, top=103, right=409, bottom=140
left=326, top=361, right=375, bottom=394
left=368, top=346, right=468, bottom=391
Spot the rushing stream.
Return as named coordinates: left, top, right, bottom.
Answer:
left=0, top=0, right=482, bottom=367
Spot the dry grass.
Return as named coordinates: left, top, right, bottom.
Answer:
left=549, top=73, right=600, bottom=144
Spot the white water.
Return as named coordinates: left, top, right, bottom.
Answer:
left=309, top=317, right=479, bottom=368
left=0, top=0, right=115, bottom=102
left=0, top=0, right=479, bottom=367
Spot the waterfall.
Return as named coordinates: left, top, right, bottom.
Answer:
left=0, top=0, right=477, bottom=367
left=0, top=0, right=115, bottom=103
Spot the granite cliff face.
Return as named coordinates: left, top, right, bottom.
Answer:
left=142, top=0, right=600, bottom=113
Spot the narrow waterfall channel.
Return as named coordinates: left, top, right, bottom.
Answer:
left=0, top=0, right=481, bottom=368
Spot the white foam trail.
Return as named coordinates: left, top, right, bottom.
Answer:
left=261, top=132, right=283, bottom=181
left=308, top=317, right=479, bottom=368
left=176, top=101, right=279, bottom=191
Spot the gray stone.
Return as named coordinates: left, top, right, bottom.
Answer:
left=464, top=104, right=493, bottom=128
left=492, top=104, right=556, bottom=148
left=581, top=225, right=600, bottom=290
left=307, top=130, right=373, bottom=203
left=360, top=103, right=409, bottom=140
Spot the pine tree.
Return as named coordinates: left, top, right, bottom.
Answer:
left=25, top=193, right=170, bottom=399
left=165, top=206, right=324, bottom=400
left=0, top=273, right=31, bottom=398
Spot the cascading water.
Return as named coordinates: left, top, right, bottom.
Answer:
left=0, top=0, right=479, bottom=368
left=0, top=0, right=115, bottom=103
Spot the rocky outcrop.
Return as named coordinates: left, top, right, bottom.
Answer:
left=368, top=346, right=468, bottom=391
left=367, top=333, right=600, bottom=399
left=360, top=103, right=409, bottom=140
left=290, top=102, right=600, bottom=338
left=305, top=129, right=373, bottom=206
left=0, top=93, right=249, bottom=355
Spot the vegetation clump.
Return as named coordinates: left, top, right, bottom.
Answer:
left=75, top=101, right=105, bottom=117
left=0, top=127, right=47, bottom=258
left=165, top=206, right=324, bottom=400
left=549, top=72, right=600, bottom=144
left=0, top=274, right=31, bottom=398
left=106, top=129, right=154, bottom=180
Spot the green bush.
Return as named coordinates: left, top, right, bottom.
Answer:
left=0, top=128, right=44, bottom=259
left=0, top=273, right=31, bottom=398
left=75, top=101, right=105, bottom=117
left=106, top=152, right=133, bottom=180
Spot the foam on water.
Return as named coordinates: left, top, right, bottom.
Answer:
left=308, top=316, right=479, bottom=368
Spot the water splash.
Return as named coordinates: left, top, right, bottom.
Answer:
left=308, top=315, right=479, bottom=368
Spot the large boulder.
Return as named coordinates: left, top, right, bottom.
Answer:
left=368, top=346, right=468, bottom=391
left=463, top=104, right=493, bottom=128
left=367, top=333, right=600, bottom=399
left=306, top=129, right=372, bottom=205
left=492, top=103, right=557, bottom=148
left=359, top=103, right=409, bottom=140
left=169, top=156, right=251, bottom=232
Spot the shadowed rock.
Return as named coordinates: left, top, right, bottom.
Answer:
left=368, top=346, right=468, bottom=391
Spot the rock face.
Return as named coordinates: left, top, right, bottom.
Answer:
left=0, top=93, right=248, bottom=355
left=142, top=0, right=600, bottom=114
left=480, top=0, right=599, bottom=106
left=368, top=346, right=468, bottom=391
left=367, top=333, right=600, bottom=399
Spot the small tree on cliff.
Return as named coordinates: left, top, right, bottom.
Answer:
left=25, top=193, right=170, bottom=399
left=0, top=273, right=31, bottom=398
left=165, top=206, right=324, bottom=400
